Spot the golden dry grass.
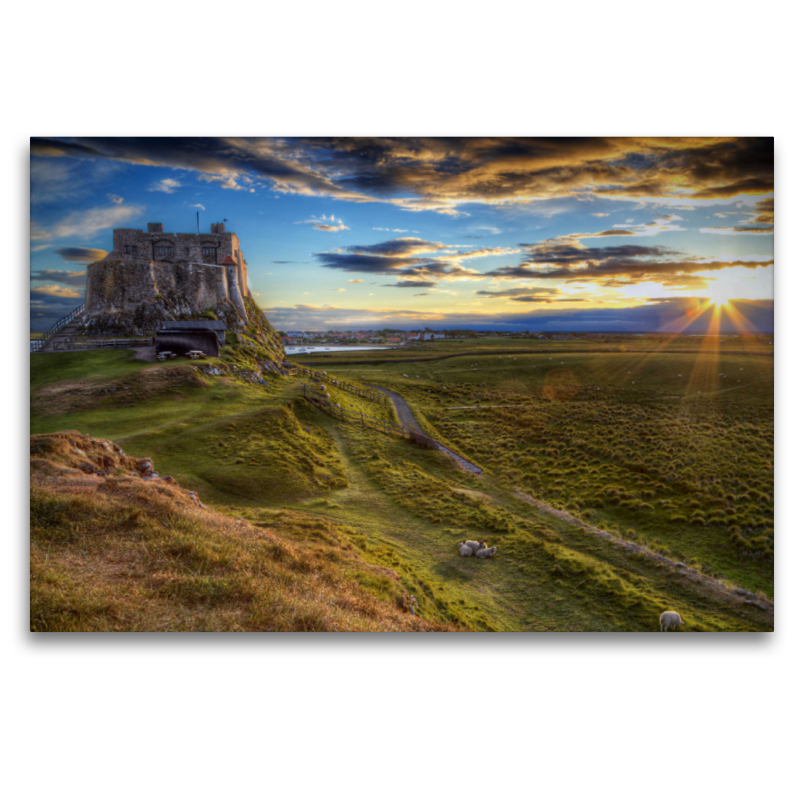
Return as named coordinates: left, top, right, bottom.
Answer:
left=30, top=431, right=458, bottom=632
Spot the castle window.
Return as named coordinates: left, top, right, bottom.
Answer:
left=184, top=247, right=190, bottom=255
left=155, top=247, right=174, bottom=256
left=202, top=246, right=216, bottom=257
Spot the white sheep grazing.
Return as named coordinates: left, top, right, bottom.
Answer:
left=659, top=611, right=684, bottom=631
left=459, top=544, right=474, bottom=556
left=459, top=540, right=486, bottom=555
left=475, top=546, right=498, bottom=558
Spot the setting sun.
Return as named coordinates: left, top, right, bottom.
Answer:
left=705, top=280, right=741, bottom=308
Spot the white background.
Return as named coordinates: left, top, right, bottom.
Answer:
left=4, top=2, right=796, bottom=798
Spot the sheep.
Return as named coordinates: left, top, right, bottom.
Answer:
left=458, top=540, right=486, bottom=555
left=659, top=611, right=684, bottom=632
left=459, top=544, right=474, bottom=556
left=475, top=546, right=498, bottom=558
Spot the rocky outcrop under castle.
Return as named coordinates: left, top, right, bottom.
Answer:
left=81, top=256, right=248, bottom=336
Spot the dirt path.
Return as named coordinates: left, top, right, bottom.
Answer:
left=514, top=489, right=773, bottom=614
left=368, top=385, right=482, bottom=475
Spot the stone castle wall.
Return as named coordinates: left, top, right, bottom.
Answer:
left=112, top=224, right=248, bottom=296
left=83, top=257, right=249, bottom=335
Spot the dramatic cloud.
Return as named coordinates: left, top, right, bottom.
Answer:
left=30, top=136, right=774, bottom=214
left=312, top=237, right=514, bottom=290
left=31, top=285, right=82, bottom=301
left=484, top=241, right=773, bottom=289
left=30, top=269, right=86, bottom=287
left=699, top=226, right=774, bottom=236
left=31, top=204, right=143, bottom=240
left=54, top=247, right=108, bottom=264
left=476, top=287, right=561, bottom=298
left=476, top=287, right=585, bottom=304
left=314, top=238, right=460, bottom=287
left=384, top=280, right=438, bottom=288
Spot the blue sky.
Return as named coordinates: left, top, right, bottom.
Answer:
left=30, top=137, right=773, bottom=332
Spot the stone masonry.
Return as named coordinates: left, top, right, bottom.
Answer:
left=82, top=222, right=252, bottom=335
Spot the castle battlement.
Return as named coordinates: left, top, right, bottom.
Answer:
left=82, top=221, right=254, bottom=335
left=110, top=221, right=248, bottom=297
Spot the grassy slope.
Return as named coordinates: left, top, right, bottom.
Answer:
left=30, top=341, right=773, bottom=631
left=306, top=341, right=775, bottom=599
left=31, top=433, right=450, bottom=632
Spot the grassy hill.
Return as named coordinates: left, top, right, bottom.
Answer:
left=30, top=337, right=774, bottom=631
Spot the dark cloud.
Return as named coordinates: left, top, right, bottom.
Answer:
left=518, top=243, right=675, bottom=264
left=313, top=238, right=486, bottom=285
left=485, top=240, right=773, bottom=288
left=30, top=269, right=86, bottom=287
left=344, top=238, right=448, bottom=257
left=315, top=251, right=423, bottom=274
left=752, top=197, right=774, bottom=225
left=54, top=247, right=108, bottom=264
left=510, top=296, right=558, bottom=303
left=31, top=136, right=774, bottom=212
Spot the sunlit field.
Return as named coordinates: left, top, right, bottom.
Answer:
left=312, top=335, right=774, bottom=598
left=30, top=332, right=773, bottom=631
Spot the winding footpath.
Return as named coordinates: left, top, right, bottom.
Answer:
left=368, top=385, right=482, bottom=475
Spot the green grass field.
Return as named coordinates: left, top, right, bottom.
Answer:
left=30, top=336, right=774, bottom=631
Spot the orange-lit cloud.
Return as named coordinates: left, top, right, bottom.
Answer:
left=30, top=136, right=774, bottom=214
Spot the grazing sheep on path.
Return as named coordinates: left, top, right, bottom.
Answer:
left=458, top=540, right=486, bottom=555
left=476, top=547, right=498, bottom=558
left=660, top=611, right=684, bottom=631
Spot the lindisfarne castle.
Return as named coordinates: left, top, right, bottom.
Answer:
left=83, top=221, right=253, bottom=335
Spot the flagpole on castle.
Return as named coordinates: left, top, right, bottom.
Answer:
left=197, top=212, right=200, bottom=234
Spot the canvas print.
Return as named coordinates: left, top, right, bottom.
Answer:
left=29, top=137, right=774, bottom=632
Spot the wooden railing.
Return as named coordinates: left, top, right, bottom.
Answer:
left=35, top=336, right=153, bottom=353
left=295, top=364, right=389, bottom=405
left=302, top=384, right=409, bottom=438
left=31, top=303, right=85, bottom=352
